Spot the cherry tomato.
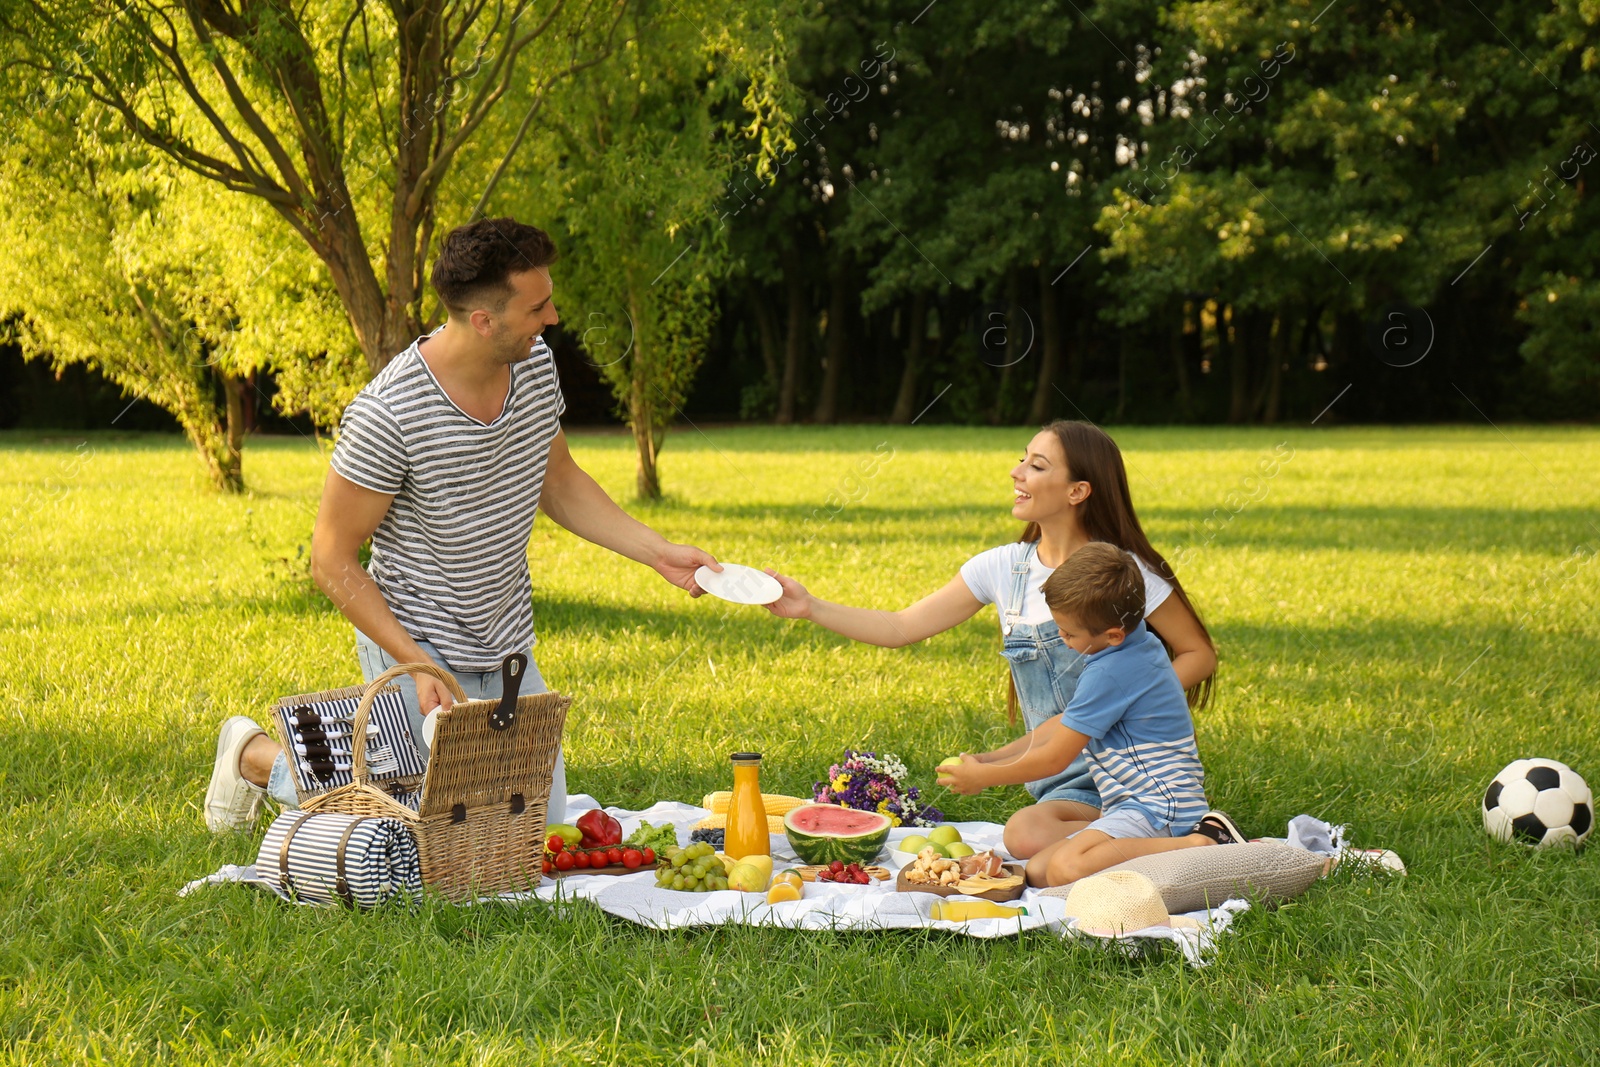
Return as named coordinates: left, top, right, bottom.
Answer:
left=621, top=848, right=643, bottom=869
left=606, top=847, right=624, bottom=866
left=547, top=834, right=565, bottom=854
left=553, top=851, right=575, bottom=872
left=542, top=858, right=553, bottom=875
left=642, top=847, right=656, bottom=865
left=573, top=851, right=590, bottom=869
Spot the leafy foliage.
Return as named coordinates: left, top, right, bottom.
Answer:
left=502, top=0, right=800, bottom=497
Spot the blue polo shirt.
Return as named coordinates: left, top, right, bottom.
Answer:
left=1059, top=621, right=1208, bottom=833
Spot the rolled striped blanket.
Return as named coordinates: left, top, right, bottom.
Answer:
left=257, top=811, right=421, bottom=908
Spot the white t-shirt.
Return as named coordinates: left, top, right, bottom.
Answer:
left=959, top=541, right=1174, bottom=626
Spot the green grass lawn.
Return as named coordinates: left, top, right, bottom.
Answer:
left=2, top=423, right=1598, bottom=1065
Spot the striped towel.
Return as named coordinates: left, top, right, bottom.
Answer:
left=257, top=811, right=421, bottom=908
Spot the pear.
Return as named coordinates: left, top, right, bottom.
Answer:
left=728, top=862, right=770, bottom=893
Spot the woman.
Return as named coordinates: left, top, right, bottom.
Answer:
left=765, top=420, right=1217, bottom=859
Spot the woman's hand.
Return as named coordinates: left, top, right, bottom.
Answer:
left=936, top=754, right=990, bottom=796
left=763, top=569, right=813, bottom=619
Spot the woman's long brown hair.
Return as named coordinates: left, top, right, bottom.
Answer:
left=1006, top=419, right=1216, bottom=714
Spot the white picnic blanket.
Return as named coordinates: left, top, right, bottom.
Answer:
left=184, top=795, right=1251, bottom=965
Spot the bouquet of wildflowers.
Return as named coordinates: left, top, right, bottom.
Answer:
left=813, top=750, right=943, bottom=828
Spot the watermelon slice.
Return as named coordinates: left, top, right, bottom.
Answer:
left=783, top=803, right=892, bottom=865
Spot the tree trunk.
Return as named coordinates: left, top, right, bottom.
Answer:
left=1169, top=307, right=1193, bottom=420
left=987, top=270, right=1021, bottom=425
left=1114, top=332, right=1128, bottom=422
left=1259, top=314, right=1287, bottom=424
left=1237, top=311, right=1273, bottom=423
left=633, top=413, right=661, bottom=499
left=220, top=373, right=247, bottom=491
left=747, top=279, right=781, bottom=385
left=1226, top=305, right=1252, bottom=423
left=776, top=247, right=806, bottom=424
left=1068, top=303, right=1087, bottom=392
left=180, top=383, right=244, bottom=494
left=242, top=371, right=260, bottom=434
left=1028, top=264, right=1063, bottom=425
left=890, top=291, right=930, bottom=423
left=626, top=284, right=662, bottom=500
left=813, top=265, right=849, bottom=423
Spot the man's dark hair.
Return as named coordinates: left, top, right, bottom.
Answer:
left=430, top=218, right=558, bottom=316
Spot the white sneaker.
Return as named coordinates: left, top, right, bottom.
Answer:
left=205, top=716, right=266, bottom=833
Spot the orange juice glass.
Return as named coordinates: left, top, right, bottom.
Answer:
left=725, top=752, right=769, bottom=860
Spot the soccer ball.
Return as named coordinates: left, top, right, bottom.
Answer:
left=1482, top=759, right=1592, bottom=849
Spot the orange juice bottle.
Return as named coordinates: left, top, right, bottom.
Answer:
left=725, top=752, right=769, bottom=860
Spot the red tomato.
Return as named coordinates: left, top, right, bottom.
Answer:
left=546, top=834, right=565, bottom=854
left=542, top=858, right=553, bottom=875
left=621, top=848, right=643, bottom=869
left=642, top=848, right=656, bottom=865
left=573, top=851, right=590, bottom=869
left=553, top=851, right=575, bottom=872
left=606, top=847, right=624, bottom=866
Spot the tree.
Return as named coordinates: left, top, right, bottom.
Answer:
left=5, top=0, right=629, bottom=377
left=0, top=108, right=349, bottom=490
left=500, top=0, right=797, bottom=498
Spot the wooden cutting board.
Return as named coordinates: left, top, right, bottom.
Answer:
left=895, top=863, right=1027, bottom=901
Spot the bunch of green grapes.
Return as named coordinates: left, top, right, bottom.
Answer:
left=653, top=842, right=728, bottom=892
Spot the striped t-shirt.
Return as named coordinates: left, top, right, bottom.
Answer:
left=329, top=333, right=565, bottom=672
left=1060, top=621, right=1208, bottom=833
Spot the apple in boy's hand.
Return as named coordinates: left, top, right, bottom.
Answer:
left=937, top=755, right=986, bottom=796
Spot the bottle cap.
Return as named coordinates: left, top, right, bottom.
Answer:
left=730, top=751, right=762, bottom=762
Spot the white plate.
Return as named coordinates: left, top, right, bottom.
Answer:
left=694, top=563, right=782, bottom=605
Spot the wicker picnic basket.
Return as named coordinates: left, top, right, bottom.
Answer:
left=300, top=662, right=569, bottom=901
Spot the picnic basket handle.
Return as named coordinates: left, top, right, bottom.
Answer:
left=351, top=662, right=467, bottom=784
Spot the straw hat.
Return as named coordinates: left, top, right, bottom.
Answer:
left=1062, top=870, right=1201, bottom=937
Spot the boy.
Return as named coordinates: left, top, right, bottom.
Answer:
left=937, top=542, right=1242, bottom=887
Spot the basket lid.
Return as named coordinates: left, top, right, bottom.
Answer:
left=416, top=691, right=570, bottom=818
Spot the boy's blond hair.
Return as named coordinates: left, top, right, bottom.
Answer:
left=1041, top=542, right=1146, bottom=634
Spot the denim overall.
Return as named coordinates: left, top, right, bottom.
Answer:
left=1000, top=542, right=1100, bottom=809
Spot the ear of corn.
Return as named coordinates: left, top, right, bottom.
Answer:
left=699, top=791, right=810, bottom=816
left=694, top=813, right=788, bottom=833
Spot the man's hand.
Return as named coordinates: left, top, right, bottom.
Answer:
left=763, top=570, right=813, bottom=619
left=936, top=754, right=990, bottom=796
left=416, top=673, right=455, bottom=715
left=653, top=542, right=720, bottom=596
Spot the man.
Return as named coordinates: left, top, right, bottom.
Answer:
left=204, top=217, right=719, bottom=832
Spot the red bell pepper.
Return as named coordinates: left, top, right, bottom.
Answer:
left=576, top=808, right=622, bottom=848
